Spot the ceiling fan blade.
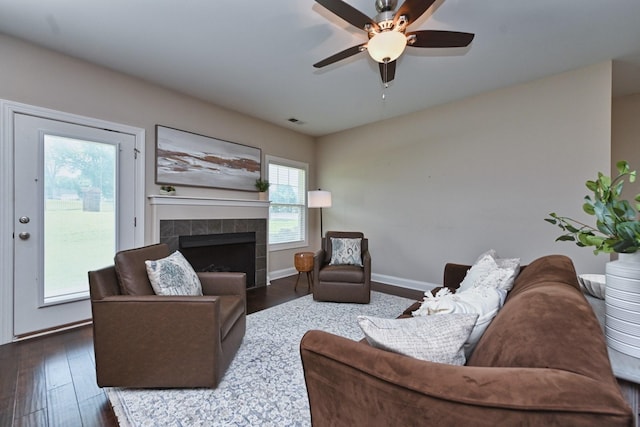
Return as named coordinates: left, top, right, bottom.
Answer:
left=379, top=60, right=396, bottom=84
left=314, top=44, right=365, bottom=68
left=316, top=0, right=379, bottom=31
left=407, top=30, right=475, bottom=48
left=394, top=0, right=437, bottom=27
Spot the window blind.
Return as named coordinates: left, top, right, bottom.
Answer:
left=268, top=162, right=307, bottom=246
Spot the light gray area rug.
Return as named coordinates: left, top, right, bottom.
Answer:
left=107, top=291, right=415, bottom=426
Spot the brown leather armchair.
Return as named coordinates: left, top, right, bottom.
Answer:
left=313, top=231, right=371, bottom=303
left=88, top=243, right=246, bottom=388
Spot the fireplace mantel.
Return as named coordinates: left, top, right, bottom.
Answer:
left=148, top=195, right=270, bottom=242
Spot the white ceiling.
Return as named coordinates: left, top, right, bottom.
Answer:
left=1, top=0, right=640, bottom=137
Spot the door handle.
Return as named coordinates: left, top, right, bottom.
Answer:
left=19, top=216, right=30, bottom=224
left=18, top=232, right=30, bottom=240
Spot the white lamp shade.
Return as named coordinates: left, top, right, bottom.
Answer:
left=308, top=190, right=332, bottom=208
left=367, top=31, right=407, bottom=63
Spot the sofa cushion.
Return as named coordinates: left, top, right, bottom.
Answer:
left=329, top=237, right=363, bottom=266
left=114, top=243, right=169, bottom=295
left=323, top=232, right=365, bottom=264
left=412, top=287, right=503, bottom=357
left=145, top=251, right=203, bottom=296
left=457, top=250, right=520, bottom=293
left=318, top=264, right=364, bottom=283
left=358, top=313, right=478, bottom=365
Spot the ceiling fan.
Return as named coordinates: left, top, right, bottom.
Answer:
left=313, top=0, right=474, bottom=84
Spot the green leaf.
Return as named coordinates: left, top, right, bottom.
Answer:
left=586, top=180, right=597, bottom=192
left=580, top=234, right=605, bottom=247
left=544, top=218, right=557, bottom=225
left=617, top=223, right=636, bottom=241
left=599, top=174, right=611, bottom=187
left=564, top=224, right=580, bottom=233
left=556, top=235, right=575, bottom=242
left=616, top=160, right=629, bottom=174
left=613, top=181, right=624, bottom=198
left=583, top=203, right=595, bottom=215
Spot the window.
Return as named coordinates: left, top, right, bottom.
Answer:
left=267, top=156, right=308, bottom=249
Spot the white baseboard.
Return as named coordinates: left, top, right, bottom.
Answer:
left=268, top=267, right=297, bottom=282
left=267, top=268, right=437, bottom=294
left=371, top=273, right=438, bottom=293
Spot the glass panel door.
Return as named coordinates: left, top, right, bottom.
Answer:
left=14, top=113, right=137, bottom=336
left=43, top=135, right=117, bottom=304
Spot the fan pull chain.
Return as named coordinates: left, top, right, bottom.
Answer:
left=382, top=61, right=389, bottom=100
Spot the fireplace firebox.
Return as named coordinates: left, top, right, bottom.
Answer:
left=179, top=232, right=256, bottom=288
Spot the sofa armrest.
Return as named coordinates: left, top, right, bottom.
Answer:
left=198, top=271, right=246, bottom=296
left=91, top=295, right=222, bottom=387
left=300, top=330, right=633, bottom=426
left=443, top=262, right=471, bottom=290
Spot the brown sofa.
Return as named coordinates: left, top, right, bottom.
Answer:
left=300, top=255, right=633, bottom=426
left=88, top=243, right=246, bottom=388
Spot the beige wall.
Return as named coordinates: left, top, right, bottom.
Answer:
left=2, top=31, right=622, bottom=285
left=0, top=34, right=316, bottom=273
left=317, top=62, right=613, bottom=288
left=612, top=93, right=640, bottom=201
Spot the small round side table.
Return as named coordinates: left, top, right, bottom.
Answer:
left=294, top=252, right=314, bottom=292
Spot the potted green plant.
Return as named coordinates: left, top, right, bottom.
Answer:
left=160, top=185, right=176, bottom=195
left=255, top=178, right=270, bottom=200
left=546, top=160, right=640, bottom=357
left=546, top=161, right=640, bottom=254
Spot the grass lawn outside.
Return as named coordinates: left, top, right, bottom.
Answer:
left=44, top=199, right=115, bottom=299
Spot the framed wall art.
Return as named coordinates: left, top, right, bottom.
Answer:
left=155, top=125, right=261, bottom=191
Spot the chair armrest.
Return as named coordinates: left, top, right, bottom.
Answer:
left=198, top=271, right=246, bottom=296
left=313, top=250, right=326, bottom=284
left=92, top=295, right=222, bottom=328
left=300, top=330, right=632, bottom=426
left=91, top=295, right=222, bottom=388
left=362, top=249, right=371, bottom=282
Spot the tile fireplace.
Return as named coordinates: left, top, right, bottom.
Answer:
left=148, top=195, right=270, bottom=287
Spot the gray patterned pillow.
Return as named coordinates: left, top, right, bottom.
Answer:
left=145, top=251, right=203, bottom=296
left=329, top=237, right=363, bottom=266
left=357, top=313, right=478, bottom=365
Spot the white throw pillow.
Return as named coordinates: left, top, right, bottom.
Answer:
left=329, top=237, right=363, bottom=266
left=145, top=251, right=203, bottom=296
left=358, top=313, right=478, bottom=365
left=457, top=250, right=520, bottom=293
left=412, top=286, right=503, bottom=357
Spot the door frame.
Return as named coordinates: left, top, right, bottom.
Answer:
left=0, top=99, right=146, bottom=345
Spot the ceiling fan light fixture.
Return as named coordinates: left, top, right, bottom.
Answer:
left=367, top=30, right=407, bottom=63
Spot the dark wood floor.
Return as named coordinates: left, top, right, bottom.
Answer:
left=0, top=276, right=422, bottom=426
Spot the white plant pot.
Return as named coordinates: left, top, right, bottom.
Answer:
left=605, top=252, right=640, bottom=358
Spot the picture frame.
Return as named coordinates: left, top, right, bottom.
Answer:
left=155, top=125, right=261, bottom=191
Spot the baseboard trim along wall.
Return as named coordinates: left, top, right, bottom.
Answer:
left=268, top=268, right=441, bottom=292
left=268, top=267, right=437, bottom=294
left=372, top=273, right=437, bottom=293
